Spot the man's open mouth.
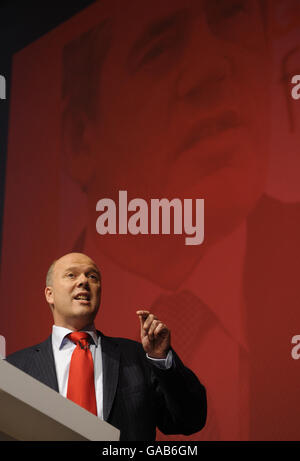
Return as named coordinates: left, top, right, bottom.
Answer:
left=74, top=292, right=91, bottom=301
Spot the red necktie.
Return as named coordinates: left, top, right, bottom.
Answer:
left=67, top=331, right=97, bottom=416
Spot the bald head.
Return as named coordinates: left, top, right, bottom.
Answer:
left=46, top=259, right=57, bottom=286
left=45, top=253, right=102, bottom=330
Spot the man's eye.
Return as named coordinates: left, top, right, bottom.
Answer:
left=89, top=274, right=99, bottom=281
left=67, top=273, right=74, bottom=278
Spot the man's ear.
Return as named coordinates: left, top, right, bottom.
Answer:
left=61, top=112, right=97, bottom=191
left=45, top=286, right=54, bottom=309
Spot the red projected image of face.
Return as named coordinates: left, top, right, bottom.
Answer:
left=62, top=0, right=270, bottom=287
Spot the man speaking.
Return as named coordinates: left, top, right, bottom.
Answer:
left=5, top=252, right=206, bottom=441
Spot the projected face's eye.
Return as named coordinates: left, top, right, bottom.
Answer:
left=213, top=0, right=247, bottom=19
left=204, top=0, right=255, bottom=42
left=127, top=9, right=189, bottom=75
left=138, top=32, right=179, bottom=69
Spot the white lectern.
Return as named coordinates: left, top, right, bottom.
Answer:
left=0, top=359, right=120, bottom=441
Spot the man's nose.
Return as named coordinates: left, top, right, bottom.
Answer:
left=76, top=273, right=90, bottom=287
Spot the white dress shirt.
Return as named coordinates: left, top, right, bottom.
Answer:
left=51, top=324, right=172, bottom=419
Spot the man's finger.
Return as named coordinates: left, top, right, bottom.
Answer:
left=136, top=310, right=150, bottom=323
left=143, top=314, right=158, bottom=332
left=136, top=310, right=150, bottom=317
left=148, top=319, right=160, bottom=339
left=153, top=322, right=169, bottom=339
left=136, top=310, right=150, bottom=333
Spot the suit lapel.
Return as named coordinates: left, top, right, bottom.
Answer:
left=30, top=331, right=120, bottom=419
left=31, top=335, right=59, bottom=392
left=98, top=332, right=120, bottom=421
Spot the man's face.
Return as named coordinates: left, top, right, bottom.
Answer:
left=86, top=0, right=270, bottom=248
left=45, top=253, right=101, bottom=329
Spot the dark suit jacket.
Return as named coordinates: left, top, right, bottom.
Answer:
left=5, top=331, right=207, bottom=441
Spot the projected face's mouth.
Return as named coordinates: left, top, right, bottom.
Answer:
left=175, top=110, right=242, bottom=161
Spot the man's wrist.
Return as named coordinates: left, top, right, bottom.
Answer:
left=146, top=349, right=173, bottom=369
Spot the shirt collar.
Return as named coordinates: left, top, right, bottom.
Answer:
left=52, top=324, right=99, bottom=350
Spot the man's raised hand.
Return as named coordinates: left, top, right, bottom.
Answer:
left=136, top=310, right=170, bottom=359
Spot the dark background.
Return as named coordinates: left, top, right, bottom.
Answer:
left=0, top=0, right=96, bottom=263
